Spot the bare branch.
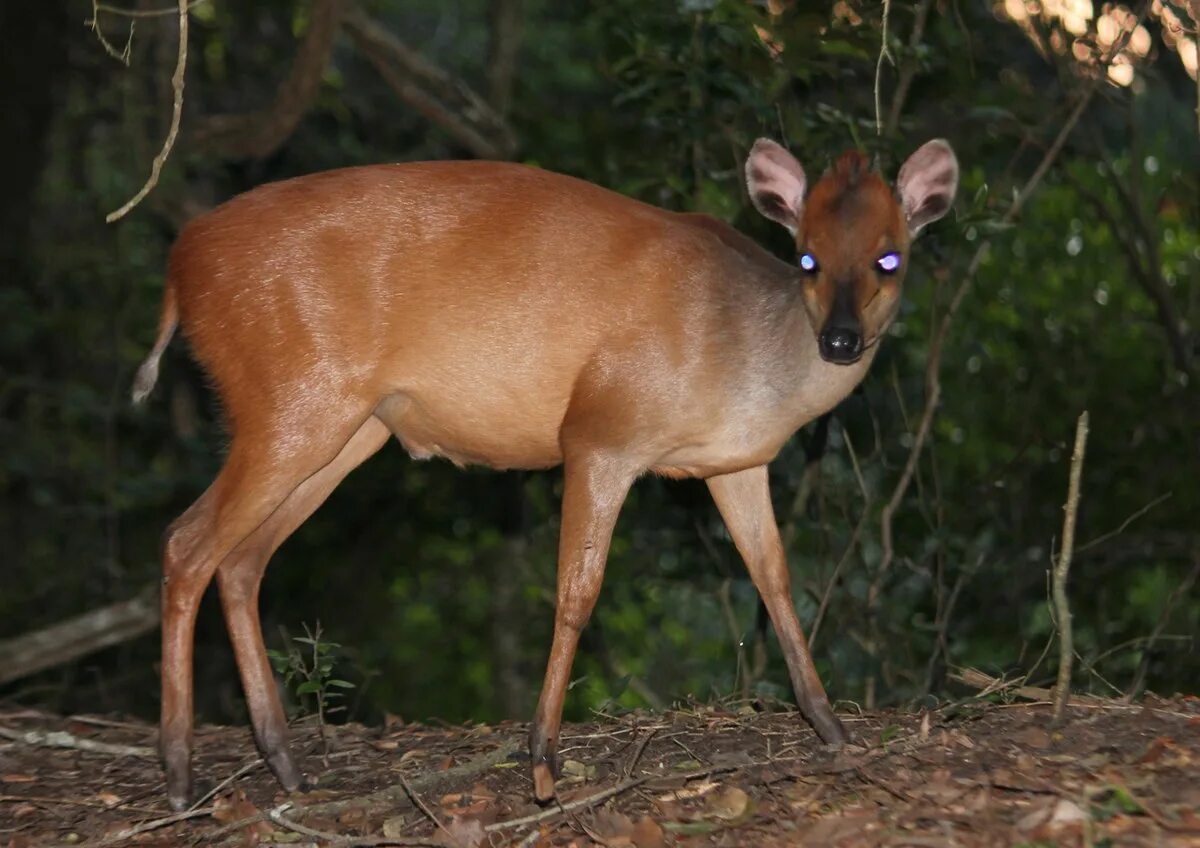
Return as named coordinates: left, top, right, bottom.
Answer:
left=488, top=0, right=522, bottom=115
left=192, top=0, right=349, bottom=160
left=1052, top=411, right=1089, bottom=723
left=884, top=0, right=935, bottom=138
left=94, top=0, right=208, bottom=18
left=106, top=0, right=187, bottom=222
left=344, top=7, right=517, bottom=160
left=0, top=585, right=159, bottom=685
left=873, top=0, right=895, bottom=137
left=868, top=0, right=1152, bottom=613
left=0, top=725, right=155, bottom=758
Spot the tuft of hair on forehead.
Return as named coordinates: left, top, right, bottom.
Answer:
left=828, top=150, right=873, bottom=188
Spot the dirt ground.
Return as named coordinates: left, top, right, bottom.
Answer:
left=1, top=691, right=1198, bottom=848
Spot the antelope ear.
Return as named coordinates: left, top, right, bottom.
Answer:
left=897, top=139, right=959, bottom=237
left=745, top=138, right=807, bottom=234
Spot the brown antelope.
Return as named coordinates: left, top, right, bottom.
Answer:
left=134, top=138, right=958, bottom=809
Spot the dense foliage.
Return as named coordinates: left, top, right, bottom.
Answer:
left=2, top=0, right=1197, bottom=729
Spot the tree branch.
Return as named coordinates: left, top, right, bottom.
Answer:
left=191, top=0, right=349, bottom=160
left=0, top=585, right=160, bottom=686
left=344, top=6, right=517, bottom=160
left=106, top=0, right=187, bottom=222
left=487, top=0, right=522, bottom=115
left=870, top=2, right=1150, bottom=620
left=884, top=0, right=935, bottom=138
left=869, top=83, right=1102, bottom=657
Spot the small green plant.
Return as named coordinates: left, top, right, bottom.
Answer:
left=268, top=622, right=355, bottom=762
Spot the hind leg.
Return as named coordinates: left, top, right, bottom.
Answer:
left=160, top=406, right=375, bottom=811
left=215, top=416, right=390, bottom=792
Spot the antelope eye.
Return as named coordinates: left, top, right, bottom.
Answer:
left=798, top=252, right=819, bottom=274
left=876, top=252, right=902, bottom=274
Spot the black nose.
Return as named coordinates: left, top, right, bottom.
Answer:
left=819, top=327, right=863, bottom=363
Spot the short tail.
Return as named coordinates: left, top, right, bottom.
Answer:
left=131, top=282, right=179, bottom=405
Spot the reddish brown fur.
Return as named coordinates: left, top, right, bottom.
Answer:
left=140, top=154, right=935, bottom=811
left=797, top=158, right=909, bottom=348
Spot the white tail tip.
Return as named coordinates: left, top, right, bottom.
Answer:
left=131, top=357, right=161, bottom=405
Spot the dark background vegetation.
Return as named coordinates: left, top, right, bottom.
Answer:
left=1, top=0, right=1197, bottom=732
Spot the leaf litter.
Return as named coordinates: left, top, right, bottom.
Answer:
left=0, top=694, right=1197, bottom=847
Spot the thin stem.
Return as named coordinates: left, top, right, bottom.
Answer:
left=1052, top=411, right=1089, bottom=723
left=106, top=0, right=188, bottom=222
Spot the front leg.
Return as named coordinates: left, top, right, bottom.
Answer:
left=706, top=465, right=847, bottom=745
left=529, top=453, right=636, bottom=802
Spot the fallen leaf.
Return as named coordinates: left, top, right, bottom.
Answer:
left=1012, top=726, right=1052, bottom=749
left=444, top=799, right=493, bottom=819
left=1049, top=798, right=1088, bottom=825
left=436, top=816, right=486, bottom=848
left=656, top=779, right=719, bottom=802
left=95, top=791, right=121, bottom=808
left=798, top=812, right=875, bottom=845
left=468, top=782, right=498, bottom=800
left=630, top=816, right=666, bottom=848
left=211, top=789, right=273, bottom=842
left=1016, top=799, right=1055, bottom=832
left=381, top=815, right=412, bottom=838
left=705, top=786, right=752, bottom=822
left=591, top=808, right=635, bottom=843
left=0, top=774, right=35, bottom=783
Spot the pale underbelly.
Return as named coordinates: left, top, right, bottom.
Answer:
left=373, top=391, right=565, bottom=470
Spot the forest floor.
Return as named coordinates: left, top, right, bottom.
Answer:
left=1, top=688, right=1198, bottom=848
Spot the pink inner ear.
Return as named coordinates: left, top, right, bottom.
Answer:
left=746, top=139, right=807, bottom=232
left=897, top=140, right=959, bottom=235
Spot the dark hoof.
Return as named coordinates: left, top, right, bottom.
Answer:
left=266, top=748, right=304, bottom=792
left=814, top=711, right=848, bottom=746
left=166, top=776, right=192, bottom=812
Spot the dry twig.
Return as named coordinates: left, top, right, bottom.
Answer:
left=67, top=807, right=215, bottom=848
left=106, top=0, right=187, bottom=222
left=873, top=0, right=895, bottom=137
left=1052, top=410, right=1089, bottom=723
left=267, top=801, right=444, bottom=846
left=396, top=772, right=460, bottom=846
left=0, top=725, right=155, bottom=758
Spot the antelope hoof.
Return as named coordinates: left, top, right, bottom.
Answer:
left=165, top=770, right=192, bottom=812
left=812, top=709, right=848, bottom=746
left=266, top=748, right=304, bottom=792
left=532, top=761, right=557, bottom=804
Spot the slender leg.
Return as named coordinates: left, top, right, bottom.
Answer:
left=215, top=416, right=390, bottom=792
left=160, top=409, right=371, bottom=811
left=706, top=465, right=847, bottom=745
left=529, top=454, right=635, bottom=802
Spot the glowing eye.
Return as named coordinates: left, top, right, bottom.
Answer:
left=798, top=252, right=819, bottom=273
left=876, top=252, right=902, bottom=274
